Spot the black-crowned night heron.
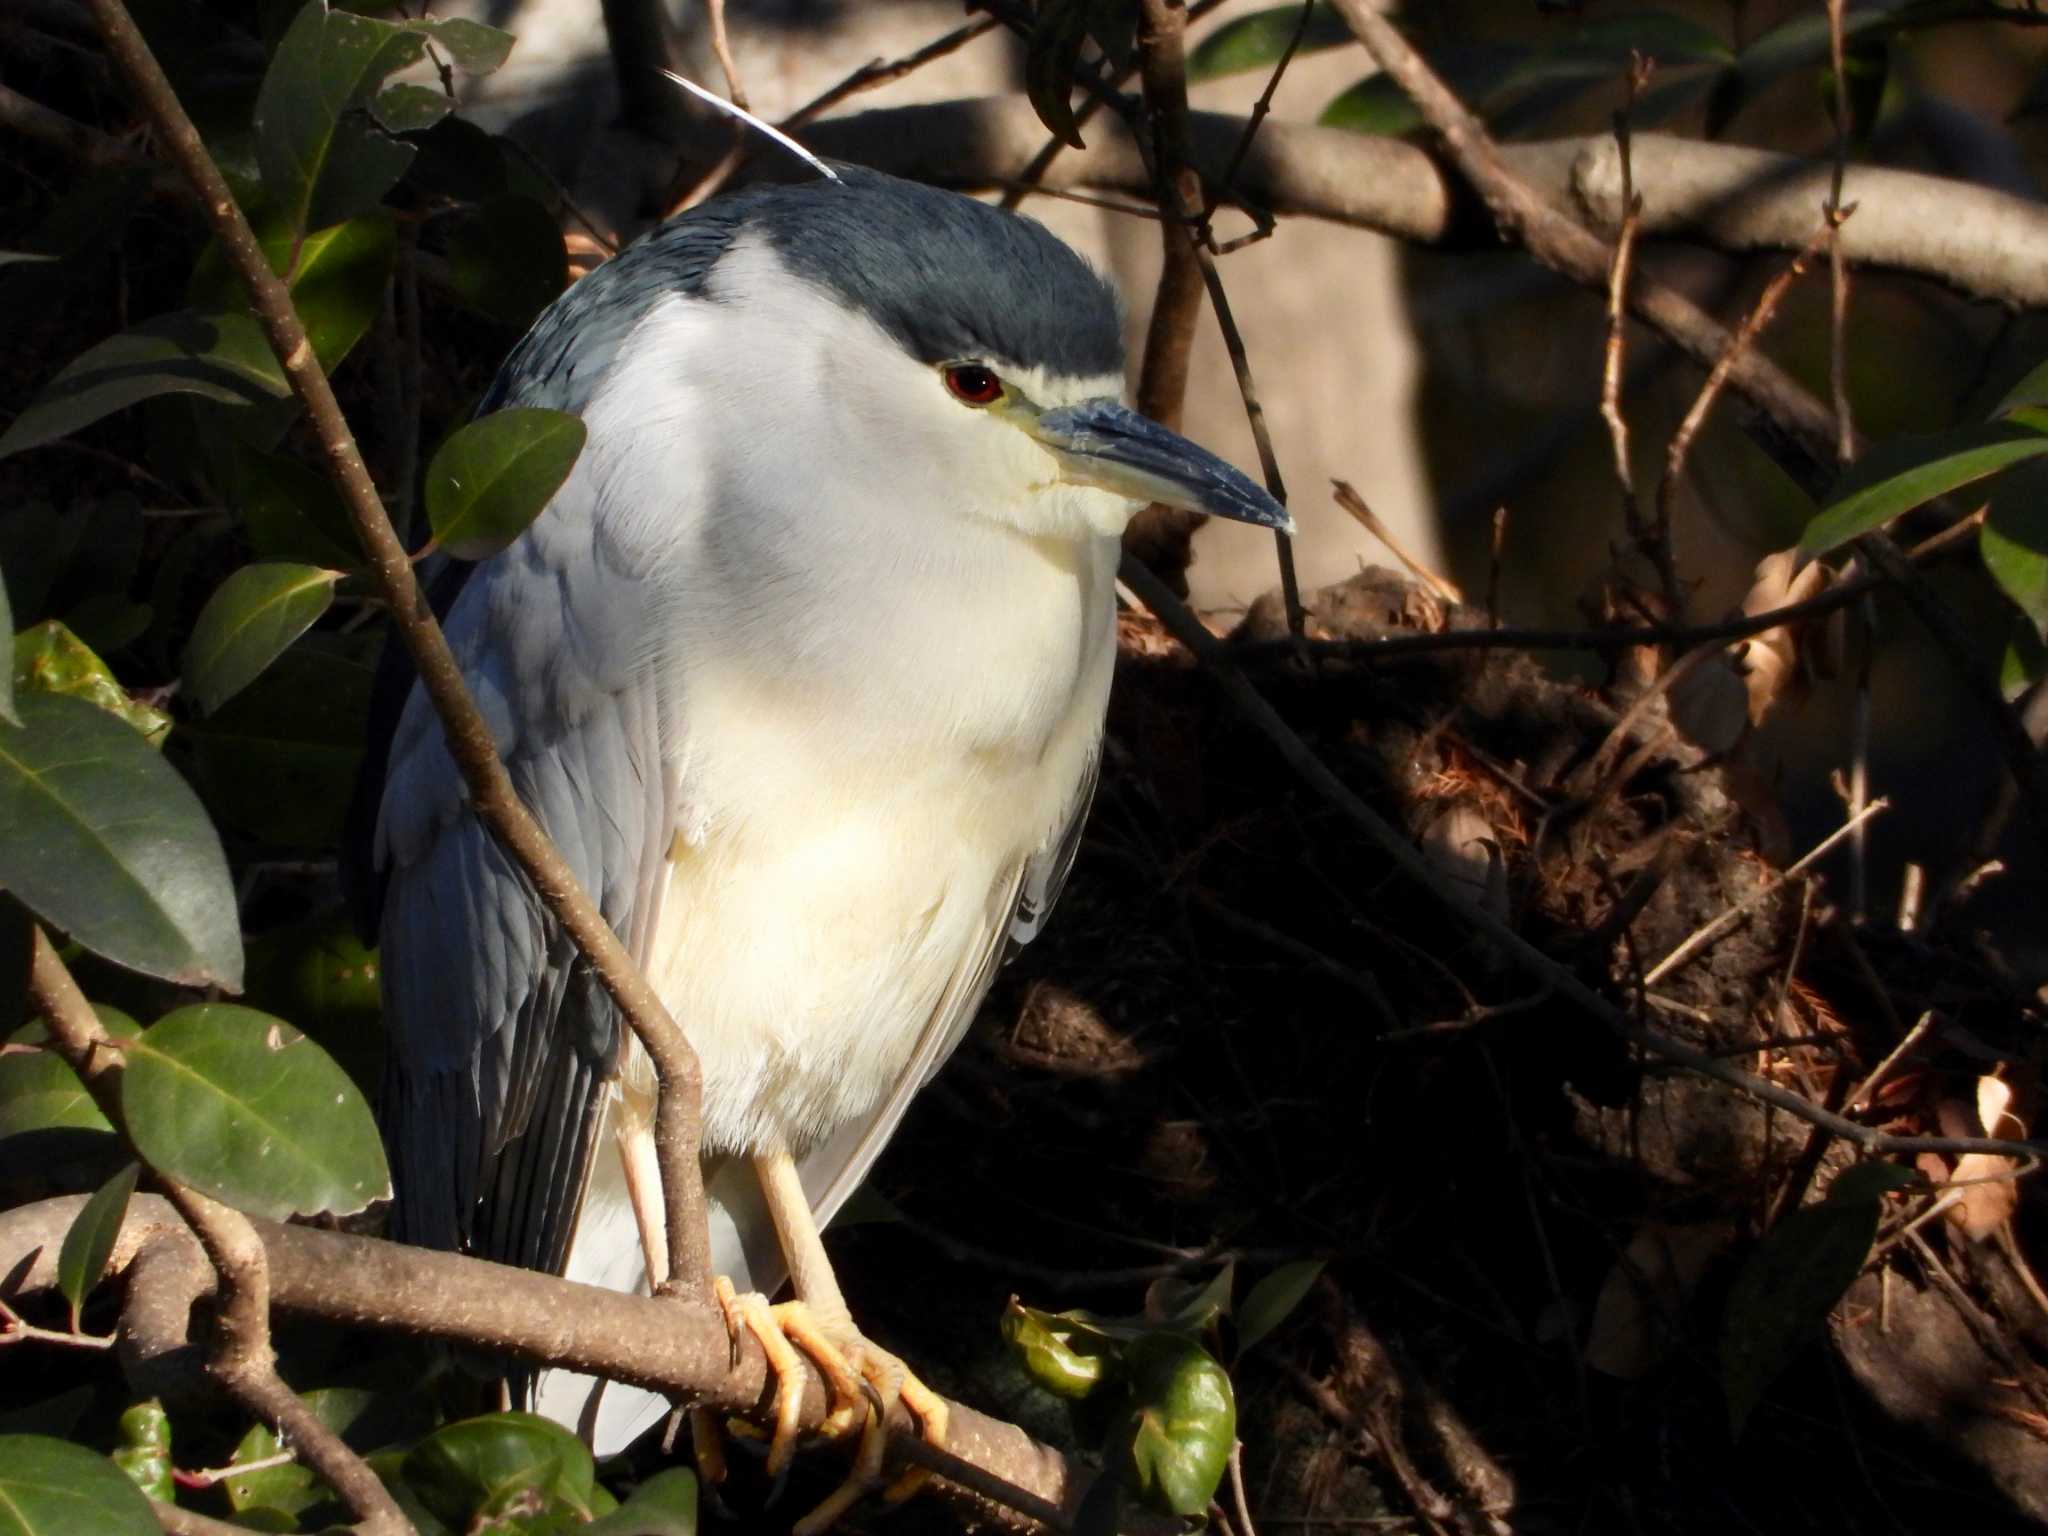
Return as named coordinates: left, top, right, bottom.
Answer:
left=360, top=160, right=1288, bottom=1521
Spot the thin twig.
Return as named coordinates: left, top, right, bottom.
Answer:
left=1846, top=1011, right=1937, bottom=1115
left=80, top=0, right=714, bottom=1303
left=1333, top=481, right=1461, bottom=604
left=779, top=16, right=1003, bottom=132
left=1642, top=797, right=1890, bottom=987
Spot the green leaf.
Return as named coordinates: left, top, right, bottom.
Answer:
left=1003, top=1300, right=1119, bottom=1400
left=109, top=1401, right=172, bottom=1505
left=1709, top=2, right=1911, bottom=135
left=211, top=440, right=363, bottom=568
left=226, top=1387, right=381, bottom=1523
left=183, top=563, right=342, bottom=714
left=1800, top=421, right=2048, bottom=556
left=1110, top=1337, right=1235, bottom=1518
left=581, top=1469, right=699, bottom=1536
left=1996, top=357, right=2048, bottom=419
left=402, top=1413, right=597, bottom=1529
left=253, top=1, right=429, bottom=233
left=419, top=16, right=515, bottom=75
left=1720, top=1160, right=1914, bottom=1438
left=119, top=1003, right=390, bottom=1221
left=0, top=1436, right=158, bottom=1536
left=1985, top=458, right=2048, bottom=632
left=57, top=1162, right=139, bottom=1328
left=1151, top=1261, right=1235, bottom=1335
left=13, top=622, right=171, bottom=746
left=372, top=81, right=451, bottom=133
left=181, top=643, right=370, bottom=848
left=2004, top=615, right=2048, bottom=701
left=447, top=196, right=567, bottom=330
left=1187, top=4, right=1352, bottom=82
left=242, top=914, right=382, bottom=1095
left=425, top=408, right=586, bottom=560
left=190, top=213, right=397, bottom=374
left=1563, top=10, right=1732, bottom=63
left=0, top=1008, right=138, bottom=1143
left=0, top=693, right=241, bottom=989
left=1237, top=1259, right=1324, bottom=1352
left=1319, top=73, right=1419, bottom=135
left=0, top=311, right=290, bottom=461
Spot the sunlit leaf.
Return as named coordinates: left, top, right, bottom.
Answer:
left=0, top=694, right=241, bottom=989
left=1800, top=421, right=2048, bottom=556
left=108, top=1401, right=171, bottom=1505
left=1110, top=1337, right=1235, bottom=1518
left=13, top=622, right=170, bottom=746
left=1187, top=4, right=1352, bottom=82
left=1720, top=1160, right=1917, bottom=1438
left=190, top=212, right=397, bottom=373
left=447, top=196, right=567, bottom=330
left=183, top=563, right=342, bottom=715
left=1003, top=1300, right=1118, bottom=1400
left=581, top=1468, right=698, bottom=1536
left=425, top=408, right=585, bottom=560
left=402, top=1413, right=597, bottom=1529
left=57, top=1162, right=139, bottom=1328
left=0, top=1436, right=157, bottom=1536
left=119, top=1003, right=389, bottom=1221
left=0, top=311, right=289, bottom=461
left=1236, top=1259, right=1324, bottom=1352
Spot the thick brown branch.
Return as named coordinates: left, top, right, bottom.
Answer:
left=0, top=1197, right=1101, bottom=1535
left=79, top=0, right=713, bottom=1302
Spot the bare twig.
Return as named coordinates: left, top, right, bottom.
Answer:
left=1642, top=798, right=1891, bottom=987
left=153, top=1502, right=268, bottom=1536
left=80, top=0, right=713, bottom=1302
left=1846, top=1011, right=1937, bottom=1116
left=703, top=0, right=748, bottom=111
left=778, top=16, right=1003, bottom=132
left=1332, top=480, right=1460, bottom=604
left=27, top=931, right=410, bottom=1536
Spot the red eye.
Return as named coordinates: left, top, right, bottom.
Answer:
left=943, top=365, right=1004, bottom=406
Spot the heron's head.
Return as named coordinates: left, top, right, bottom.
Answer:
left=586, top=168, right=1291, bottom=546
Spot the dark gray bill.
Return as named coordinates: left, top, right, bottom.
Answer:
left=1031, top=399, right=1294, bottom=532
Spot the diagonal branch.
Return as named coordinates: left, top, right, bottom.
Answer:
left=78, top=0, right=714, bottom=1305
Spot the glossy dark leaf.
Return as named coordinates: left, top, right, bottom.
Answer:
left=447, top=196, right=567, bottom=330
left=182, top=644, right=371, bottom=849
left=2005, top=615, right=2048, bottom=701
left=581, top=1469, right=699, bottom=1536
left=1003, top=1300, right=1119, bottom=1400
left=1236, top=1259, right=1324, bottom=1352
left=56, top=1162, right=139, bottom=1328
left=226, top=1387, right=380, bottom=1523
left=215, top=441, right=365, bottom=569
left=1800, top=420, right=2048, bottom=556
left=0, top=1436, right=158, bottom=1536
left=0, top=1008, right=138, bottom=1142
left=402, top=1412, right=598, bottom=1529
left=183, top=563, right=342, bottom=714
left=14, top=621, right=171, bottom=748
left=120, top=1003, right=389, bottom=1221
left=1110, top=1336, right=1236, bottom=1518
left=371, top=81, right=451, bottom=133
left=1985, top=457, right=2048, bottom=632
left=1996, top=356, right=2048, bottom=418
left=425, top=407, right=586, bottom=560
left=242, top=913, right=383, bottom=1096
left=1720, top=1161, right=1916, bottom=1438
left=1024, top=0, right=1100, bottom=149
left=419, top=16, right=515, bottom=75
left=0, top=694, right=241, bottom=989
left=0, top=312, right=289, bottom=461
left=254, top=1, right=428, bottom=232
left=1187, top=3, right=1350, bottom=82
left=108, top=1401, right=171, bottom=1504
left=190, top=212, right=397, bottom=373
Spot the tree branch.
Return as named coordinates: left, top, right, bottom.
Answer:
left=796, top=100, right=2048, bottom=312
left=78, top=0, right=714, bottom=1304
left=0, top=1196, right=1104, bottom=1536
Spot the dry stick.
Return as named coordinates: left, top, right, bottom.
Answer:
left=1332, top=480, right=1460, bottom=604
left=1200, top=0, right=1315, bottom=247
left=1845, top=1010, right=1937, bottom=1116
left=778, top=16, right=1003, bottom=132
left=1127, top=0, right=1210, bottom=591
left=1322, top=0, right=2048, bottom=855
left=79, top=0, right=714, bottom=1305
left=1600, top=55, right=1668, bottom=610
left=0, top=1197, right=1106, bottom=1536
left=26, top=932, right=411, bottom=1536
left=1641, top=797, right=1890, bottom=988
left=1119, top=555, right=2037, bottom=1163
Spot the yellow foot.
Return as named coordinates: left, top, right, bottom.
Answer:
left=783, top=1319, right=948, bottom=1536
